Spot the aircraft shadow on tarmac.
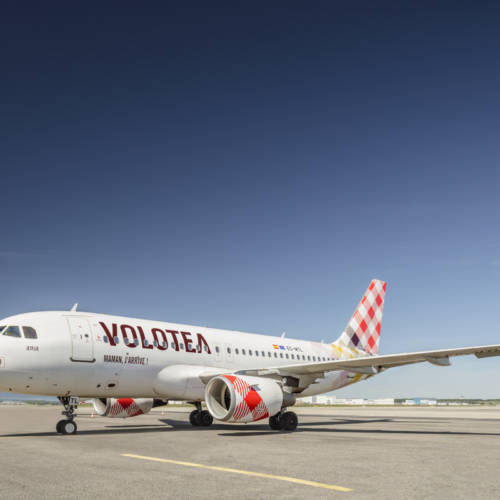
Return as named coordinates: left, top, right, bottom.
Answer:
left=3, top=416, right=500, bottom=438
left=217, top=417, right=500, bottom=437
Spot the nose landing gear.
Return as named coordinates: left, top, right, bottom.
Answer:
left=56, top=396, right=79, bottom=435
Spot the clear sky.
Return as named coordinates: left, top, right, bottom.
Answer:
left=1, top=2, right=499, bottom=398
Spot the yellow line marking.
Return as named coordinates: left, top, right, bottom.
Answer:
left=121, top=453, right=352, bottom=492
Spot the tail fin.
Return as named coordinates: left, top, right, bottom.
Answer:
left=334, top=279, right=387, bottom=356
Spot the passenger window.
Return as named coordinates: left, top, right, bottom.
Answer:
left=268, top=352, right=271, bottom=357
left=291, top=354, right=295, bottom=360
left=0, top=326, right=5, bottom=333
left=171, top=342, right=176, bottom=349
left=103, top=336, right=109, bottom=343
left=23, top=326, right=38, bottom=339
left=280, top=352, right=283, bottom=358
left=313, top=356, right=316, bottom=361
left=3, top=326, right=21, bottom=338
left=307, top=355, right=311, bottom=361
left=215, top=346, right=220, bottom=353
left=113, top=336, right=119, bottom=344
left=153, top=340, right=159, bottom=348
left=235, top=348, right=239, bottom=354
left=255, top=351, right=259, bottom=356
left=242, top=349, right=246, bottom=355
left=285, top=353, right=289, bottom=359
left=274, top=352, right=277, bottom=358
left=227, top=347, right=231, bottom=354
left=249, top=350, right=253, bottom=355
left=261, top=351, right=265, bottom=357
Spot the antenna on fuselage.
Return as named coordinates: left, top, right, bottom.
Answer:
left=71, top=303, right=78, bottom=312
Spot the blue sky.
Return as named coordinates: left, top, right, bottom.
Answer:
left=1, top=2, right=499, bottom=398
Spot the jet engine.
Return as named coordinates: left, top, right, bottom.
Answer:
left=205, top=375, right=289, bottom=423
left=91, top=398, right=165, bottom=418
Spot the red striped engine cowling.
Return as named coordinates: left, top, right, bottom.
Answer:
left=91, top=398, right=156, bottom=418
left=205, top=375, right=283, bottom=423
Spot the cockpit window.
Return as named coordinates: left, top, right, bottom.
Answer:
left=0, top=326, right=5, bottom=334
left=23, top=326, right=38, bottom=339
left=3, top=326, right=21, bottom=338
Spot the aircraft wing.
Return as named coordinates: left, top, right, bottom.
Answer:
left=236, top=344, right=500, bottom=378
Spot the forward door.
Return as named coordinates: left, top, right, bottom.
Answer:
left=67, top=316, right=95, bottom=362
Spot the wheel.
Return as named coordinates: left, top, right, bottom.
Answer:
left=61, top=420, right=77, bottom=435
left=199, top=410, right=213, bottom=427
left=280, top=411, right=298, bottom=431
left=189, top=410, right=202, bottom=426
left=269, top=414, right=281, bottom=430
left=56, top=419, right=66, bottom=434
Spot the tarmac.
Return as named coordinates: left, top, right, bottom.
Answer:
left=1, top=404, right=500, bottom=499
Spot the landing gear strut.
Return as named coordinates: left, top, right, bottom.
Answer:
left=56, top=396, right=79, bottom=435
left=269, top=410, right=298, bottom=431
left=189, top=402, right=214, bottom=427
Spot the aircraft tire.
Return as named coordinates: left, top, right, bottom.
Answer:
left=280, top=411, right=298, bottom=431
left=189, top=410, right=202, bottom=426
left=56, top=419, right=65, bottom=434
left=200, top=410, right=213, bottom=427
left=61, top=420, right=77, bottom=435
left=269, top=414, right=281, bottom=430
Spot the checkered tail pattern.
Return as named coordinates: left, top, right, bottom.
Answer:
left=334, top=279, right=386, bottom=356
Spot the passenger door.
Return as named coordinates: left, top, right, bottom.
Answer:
left=67, top=316, right=95, bottom=362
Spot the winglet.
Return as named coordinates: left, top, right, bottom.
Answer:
left=71, top=303, right=78, bottom=312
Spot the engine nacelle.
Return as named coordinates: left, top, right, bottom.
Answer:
left=91, top=398, right=163, bottom=418
left=205, top=375, right=284, bottom=423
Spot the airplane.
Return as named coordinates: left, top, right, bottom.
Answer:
left=1, top=279, right=499, bottom=435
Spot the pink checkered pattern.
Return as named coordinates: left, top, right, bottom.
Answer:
left=338, top=279, right=386, bottom=355
left=224, top=375, right=270, bottom=423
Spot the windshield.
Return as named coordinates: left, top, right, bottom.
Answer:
left=0, top=326, right=5, bottom=334
left=2, top=326, right=21, bottom=338
left=23, top=326, right=38, bottom=339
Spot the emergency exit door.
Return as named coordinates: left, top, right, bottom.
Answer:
left=67, top=317, right=95, bottom=362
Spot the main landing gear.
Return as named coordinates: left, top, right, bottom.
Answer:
left=189, top=402, right=214, bottom=427
left=269, top=410, right=298, bottom=431
left=56, top=396, right=79, bottom=435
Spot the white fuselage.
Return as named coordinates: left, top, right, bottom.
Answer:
left=0, top=311, right=357, bottom=400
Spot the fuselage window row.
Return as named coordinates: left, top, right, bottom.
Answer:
left=99, top=330, right=329, bottom=362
